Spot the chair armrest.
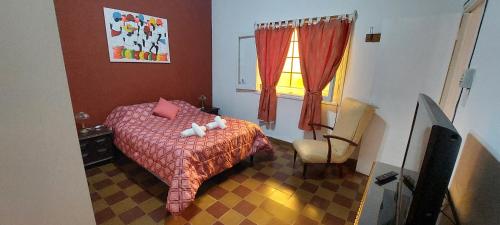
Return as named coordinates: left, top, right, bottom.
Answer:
left=309, top=123, right=334, bottom=140
left=322, top=135, right=358, bottom=164
left=323, top=135, right=359, bottom=147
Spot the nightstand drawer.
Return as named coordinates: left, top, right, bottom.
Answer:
left=95, top=146, right=113, bottom=158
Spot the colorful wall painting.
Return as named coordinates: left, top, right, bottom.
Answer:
left=103, top=7, right=171, bottom=63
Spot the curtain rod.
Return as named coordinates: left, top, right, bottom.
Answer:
left=254, top=10, right=357, bottom=30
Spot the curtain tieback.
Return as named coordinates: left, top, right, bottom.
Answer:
left=262, top=87, right=276, bottom=92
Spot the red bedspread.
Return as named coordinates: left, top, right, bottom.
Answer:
left=104, top=100, right=272, bottom=214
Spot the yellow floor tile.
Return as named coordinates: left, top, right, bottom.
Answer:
left=260, top=199, right=299, bottom=224
left=219, top=192, right=242, bottom=208
left=164, top=216, right=188, bottom=225
left=123, top=185, right=142, bottom=196
left=316, top=186, right=336, bottom=199
left=247, top=208, right=274, bottom=225
left=99, top=185, right=121, bottom=197
left=189, top=210, right=217, bottom=225
left=110, top=198, right=136, bottom=215
left=268, top=189, right=292, bottom=206
left=219, top=179, right=239, bottom=191
left=102, top=216, right=125, bottom=225
left=338, top=186, right=357, bottom=199
left=301, top=203, right=326, bottom=222
left=193, top=194, right=217, bottom=210
left=92, top=199, right=109, bottom=212
left=218, top=209, right=245, bottom=225
left=328, top=202, right=351, bottom=220
left=244, top=192, right=267, bottom=206
left=241, top=178, right=261, bottom=190
left=129, top=215, right=157, bottom=225
left=138, top=197, right=164, bottom=214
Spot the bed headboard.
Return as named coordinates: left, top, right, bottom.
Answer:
left=447, top=133, right=499, bottom=225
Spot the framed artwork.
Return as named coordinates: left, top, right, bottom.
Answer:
left=103, top=7, right=171, bottom=63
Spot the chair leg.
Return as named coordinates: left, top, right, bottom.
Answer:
left=337, top=164, right=344, bottom=178
left=293, top=150, right=297, bottom=168
left=303, top=164, right=308, bottom=179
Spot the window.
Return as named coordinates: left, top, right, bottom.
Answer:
left=256, top=29, right=349, bottom=103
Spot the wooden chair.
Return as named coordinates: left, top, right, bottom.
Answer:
left=292, top=98, right=375, bottom=178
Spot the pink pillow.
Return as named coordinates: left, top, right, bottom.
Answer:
left=153, top=98, right=179, bottom=119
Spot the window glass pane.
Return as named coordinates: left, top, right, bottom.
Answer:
left=292, top=42, right=300, bottom=57
left=277, top=72, right=291, bottom=87
left=322, top=83, right=331, bottom=96
left=283, top=58, right=293, bottom=73
left=292, top=30, right=298, bottom=41
left=286, top=44, right=294, bottom=58
left=290, top=73, right=304, bottom=88
left=292, top=58, right=301, bottom=73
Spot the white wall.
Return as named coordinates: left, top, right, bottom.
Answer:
left=0, top=1, right=96, bottom=224
left=213, top=0, right=462, bottom=173
left=453, top=0, right=500, bottom=160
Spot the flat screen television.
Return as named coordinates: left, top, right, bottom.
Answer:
left=396, top=94, right=462, bottom=225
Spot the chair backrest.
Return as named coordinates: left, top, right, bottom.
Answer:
left=332, top=97, right=375, bottom=145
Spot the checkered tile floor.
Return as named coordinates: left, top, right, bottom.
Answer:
left=86, top=139, right=368, bottom=225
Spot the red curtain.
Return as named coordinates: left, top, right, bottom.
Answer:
left=297, top=19, right=352, bottom=131
left=255, top=27, right=294, bottom=123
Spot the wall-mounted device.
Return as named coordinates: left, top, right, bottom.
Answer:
left=460, top=68, right=475, bottom=89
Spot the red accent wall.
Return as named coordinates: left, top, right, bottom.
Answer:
left=54, top=0, right=212, bottom=126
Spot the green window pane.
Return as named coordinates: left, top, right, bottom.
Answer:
left=277, top=72, right=291, bottom=87
left=292, top=43, right=300, bottom=58
left=283, top=58, right=293, bottom=73
left=292, top=58, right=301, bottom=73
left=290, top=73, right=304, bottom=88
left=286, top=44, right=294, bottom=58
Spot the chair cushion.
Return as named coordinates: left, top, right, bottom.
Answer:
left=292, top=139, right=351, bottom=164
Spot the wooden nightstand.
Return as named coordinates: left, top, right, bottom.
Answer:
left=78, top=127, right=114, bottom=167
left=201, top=107, right=220, bottom=115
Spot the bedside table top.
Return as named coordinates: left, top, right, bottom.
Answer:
left=78, top=127, right=112, bottom=141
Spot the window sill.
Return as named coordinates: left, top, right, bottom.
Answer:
left=236, top=88, right=338, bottom=106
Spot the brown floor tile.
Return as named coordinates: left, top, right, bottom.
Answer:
left=322, top=181, right=340, bottom=192
left=131, top=190, right=152, bottom=204
left=231, top=174, right=249, bottom=183
left=118, top=206, right=145, bottom=224
left=294, top=215, right=319, bottom=225
left=322, top=213, right=346, bottom=225
left=94, top=179, right=113, bottom=190
left=207, top=186, right=228, bottom=199
left=342, top=180, right=359, bottom=190
left=252, top=172, right=270, bottom=181
left=300, top=181, right=319, bottom=193
left=309, top=195, right=330, bottom=209
left=233, top=200, right=256, bottom=216
left=179, top=204, right=201, bottom=221
left=117, top=179, right=134, bottom=189
left=104, top=191, right=127, bottom=205
left=94, top=208, right=115, bottom=224
left=332, top=194, right=353, bottom=208
left=206, top=202, right=230, bottom=218
left=148, top=205, right=166, bottom=223
left=232, top=185, right=251, bottom=198
left=240, top=218, right=257, bottom=225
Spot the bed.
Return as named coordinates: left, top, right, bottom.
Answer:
left=104, top=100, right=273, bottom=214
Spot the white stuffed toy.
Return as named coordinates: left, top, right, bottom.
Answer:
left=206, top=116, right=227, bottom=130
left=180, top=123, right=207, bottom=137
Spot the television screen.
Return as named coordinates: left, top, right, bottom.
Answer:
left=397, top=101, right=433, bottom=223
left=396, top=94, right=461, bottom=225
